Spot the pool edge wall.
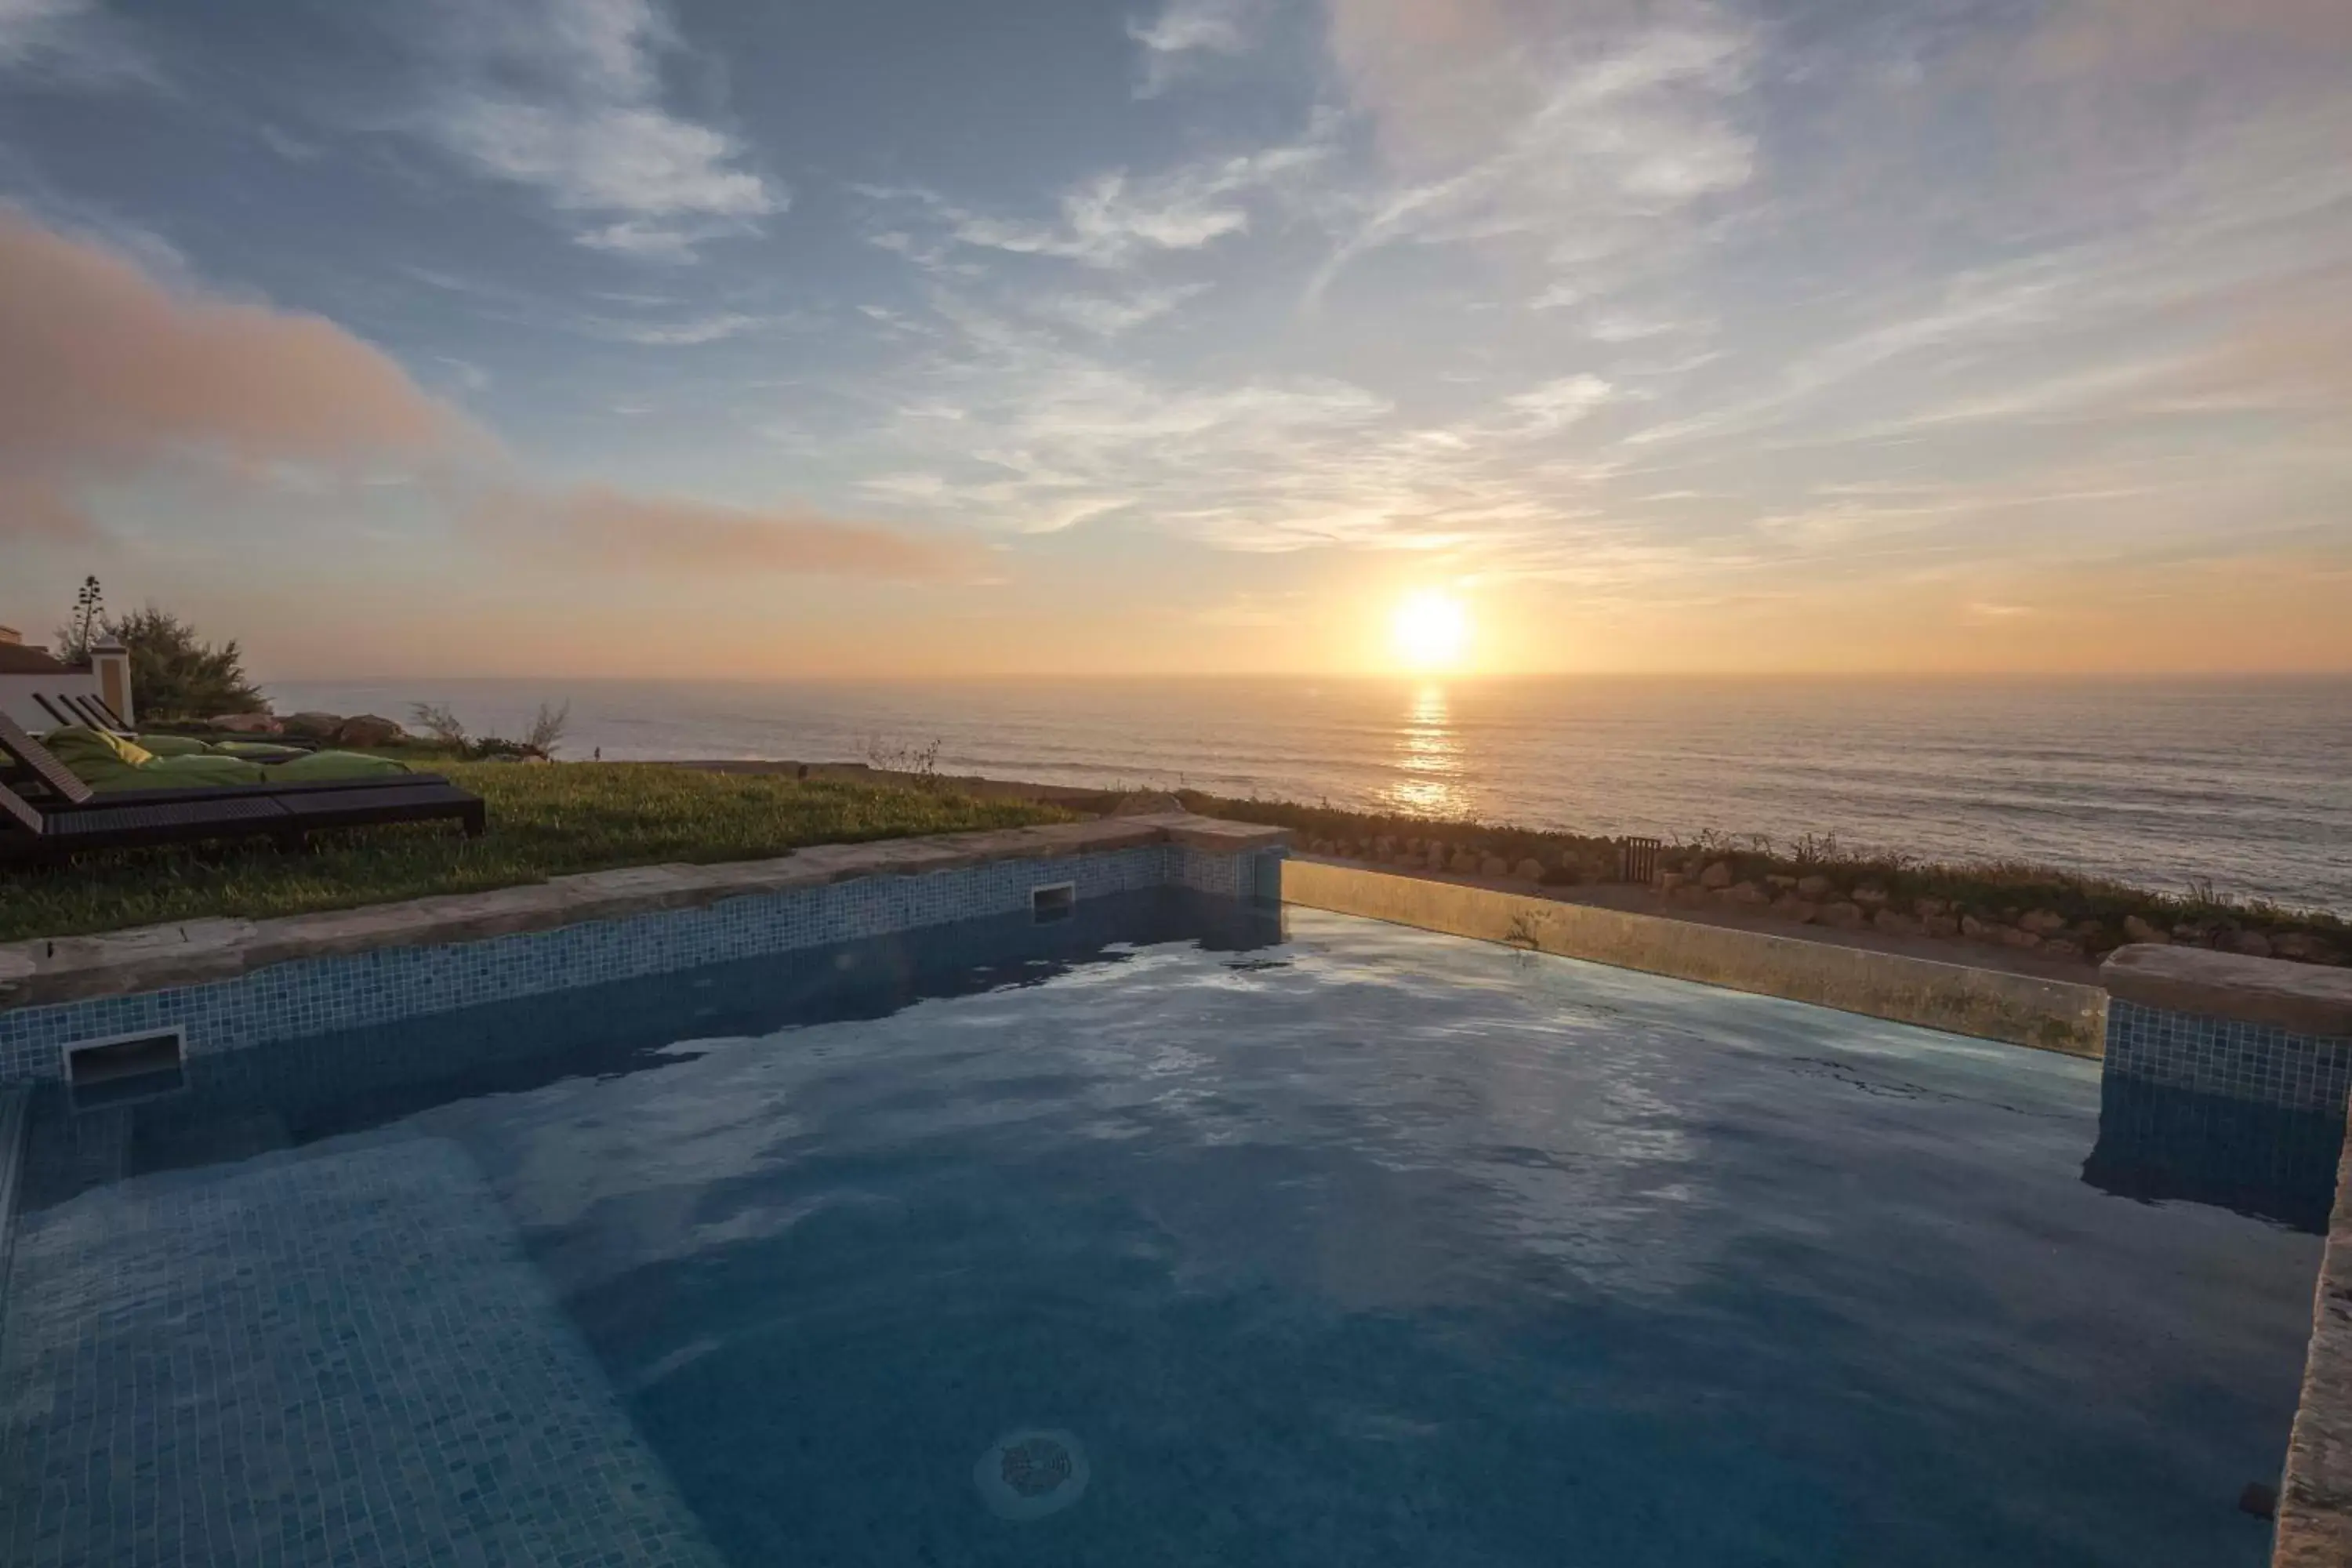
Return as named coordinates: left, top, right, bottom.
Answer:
left=0, top=814, right=1291, bottom=1083
left=1280, top=858, right=2106, bottom=1055
left=2094, top=946, right=2352, bottom=1568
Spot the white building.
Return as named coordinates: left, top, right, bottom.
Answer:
left=0, top=623, right=134, bottom=731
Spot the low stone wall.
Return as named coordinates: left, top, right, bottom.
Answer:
left=1282, top=859, right=2105, bottom=1054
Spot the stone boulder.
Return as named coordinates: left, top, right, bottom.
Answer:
left=1922, top=914, right=1961, bottom=939
left=1427, top=844, right=1450, bottom=869
left=1513, top=858, right=1546, bottom=884
left=1699, top=861, right=1734, bottom=890
left=1722, top=880, right=1770, bottom=907
left=2274, top=933, right=2343, bottom=965
left=2019, top=909, right=2071, bottom=936
left=2122, top=915, right=2171, bottom=946
left=1796, top=875, right=1834, bottom=900
left=2042, top=938, right=2086, bottom=962
left=1874, top=909, right=1922, bottom=938
left=281, top=711, right=344, bottom=740
left=2230, top=930, right=2275, bottom=959
left=1820, top=902, right=1865, bottom=930
left=1852, top=885, right=1889, bottom=910
left=1480, top=855, right=1510, bottom=878
left=205, top=712, right=282, bottom=735
left=333, top=714, right=407, bottom=748
left=1658, top=870, right=1688, bottom=893
left=1773, top=896, right=1820, bottom=924
left=1913, top=897, right=1950, bottom=920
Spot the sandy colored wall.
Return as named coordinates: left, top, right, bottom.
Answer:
left=1283, top=859, right=2106, bottom=1056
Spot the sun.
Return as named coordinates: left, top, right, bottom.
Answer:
left=1391, top=590, right=1471, bottom=671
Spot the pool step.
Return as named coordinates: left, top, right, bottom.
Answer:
left=0, top=1134, right=724, bottom=1568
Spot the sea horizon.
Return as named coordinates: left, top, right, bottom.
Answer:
left=266, top=673, right=2352, bottom=916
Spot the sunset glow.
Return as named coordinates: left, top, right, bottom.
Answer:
left=1392, top=592, right=1471, bottom=673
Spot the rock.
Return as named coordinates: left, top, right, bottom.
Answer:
left=1310, top=839, right=1335, bottom=856
left=1853, top=885, right=1889, bottom=910
left=1108, top=793, right=1185, bottom=817
left=1514, top=858, right=1546, bottom=884
left=1797, top=875, right=1834, bottom=899
left=1766, top=874, right=1798, bottom=891
left=1960, top=914, right=1991, bottom=938
left=2274, top=932, right=2343, bottom=964
left=1670, top=884, right=1708, bottom=906
left=1923, top=914, right=1961, bottom=939
left=1427, top=845, right=1449, bottom=869
left=2122, top=915, right=2171, bottom=945
left=1773, top=896, right=1820, bottom=924
left=1658, top=871, right=1688, bottom=893
left=1374, top=836, right=1396, bottom=857
left=282, top=710, right=343, bottom=739
left=2042, top=938, right=2085, bottom=962
left=1699, top=861, right=1733, bottom=891
left=2000, top=927, right=2045, bottom=951
left=1820, top=902, right=1865, bottom=930
left=1874, top=909, right=1922, bottom=937
left=1448, top=848, right=1477, bottom=873
left=2019, top=909, right=2070, bottom=936
left=2231, top=930, right=2274, bottom=959
left=206, top=711, right=282, bottom=735
left=1913, top=897, right=1949, bottom=920
left=1480, top=855, right=1511, bottom=878
left=333, top=714, right=406, bottom=747
left=1723, top=881, right=1770, bottom=907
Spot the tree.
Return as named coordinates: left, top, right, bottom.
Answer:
left=53, top=575, right=106, bottom=662
left=107, top=607, right=268, bottom=719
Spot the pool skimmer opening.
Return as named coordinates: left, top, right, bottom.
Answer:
left=1030, top=882, right=1076, bottom=923
left=975, top=1428, right=1090, bottom=1520
left=62, top=1027, right=187, bottom=1112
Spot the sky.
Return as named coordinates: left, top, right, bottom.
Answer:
left=0, top=0, right=2347, bottom=679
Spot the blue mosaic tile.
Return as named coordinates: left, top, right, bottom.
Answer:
left=0, top=1135, right=723, bottom=1568
left=2102, top=996, right=2352, bottom=1112
left=0, top=847, right=1265, bottom=1083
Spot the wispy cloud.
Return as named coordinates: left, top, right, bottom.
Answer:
left=862, top=140, right=1326, bottom=270
left=477, top=485, right=978, bottom=579
left=0, top=0, right=148, bottom=82
left=416, top=0, right=779, bottom=260
left=1128, top=0, right=1257, bottom=96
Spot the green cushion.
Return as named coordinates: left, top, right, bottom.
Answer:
left=133, top=733, right=212, bottom=757
left=41, top=726, right=155, bottom=789
left=87, top=753, right=270, bottom=793
left=274, top=750, right=412, bottom=782
left=209, top=740, right=305, bottom=761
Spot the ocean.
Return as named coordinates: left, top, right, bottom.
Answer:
left=263, top=677, right=2352, bottom=915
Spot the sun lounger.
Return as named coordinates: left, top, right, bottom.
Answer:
left=0, top=713, right=485, bottom=862
left=1, top=774, right=485, bottom=863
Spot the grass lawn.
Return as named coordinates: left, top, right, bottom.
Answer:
left=0, top=762, right=1073, bottom=943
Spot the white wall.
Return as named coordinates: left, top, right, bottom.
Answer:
left=0, top=671, right=105, bottom=731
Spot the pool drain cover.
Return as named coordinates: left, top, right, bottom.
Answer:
left=974, top=1428, right=1090, bottom=1520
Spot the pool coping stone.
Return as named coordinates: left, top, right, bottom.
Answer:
left=2103, top=944, right=2352, bottom=1040
left=0, top=813, right=1288, bottom=1010
left=2278, top=1123, right=2352, bottom=1566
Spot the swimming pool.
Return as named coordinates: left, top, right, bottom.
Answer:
left=0, top=889, right=2328, bottom=1566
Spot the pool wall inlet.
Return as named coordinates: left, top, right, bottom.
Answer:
left=0, top=815, right=1290, bottom=1083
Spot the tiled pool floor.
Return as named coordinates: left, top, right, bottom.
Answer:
left=0, top=1138, right=720, bottom=1568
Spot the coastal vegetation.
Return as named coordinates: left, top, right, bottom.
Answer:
left=0, top=762, right=1070, bottom=942
left=1178, top=792, right=2351, bottom=969
left=52, top=579, right=267, bottom=720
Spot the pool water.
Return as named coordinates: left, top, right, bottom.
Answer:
left=2, top=891, right=2328, bottom=1567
